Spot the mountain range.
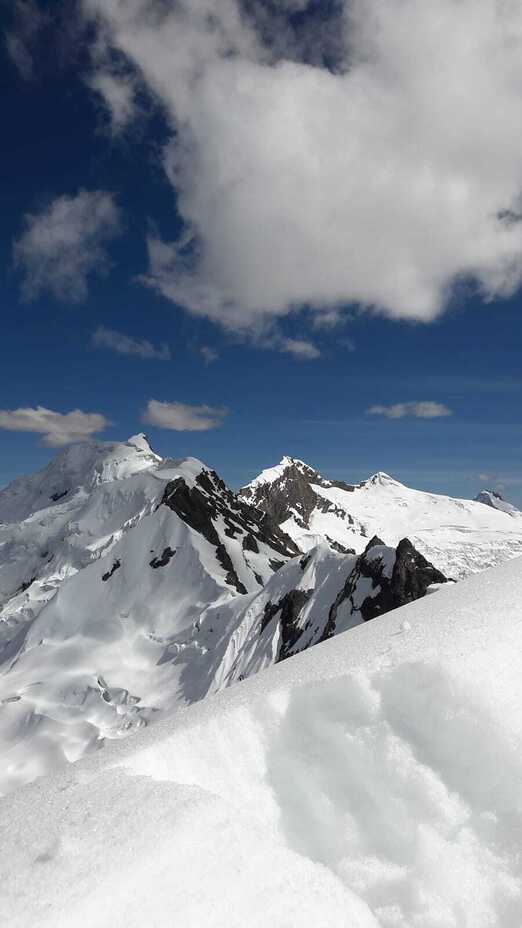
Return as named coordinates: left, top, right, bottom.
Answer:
left=0, top=434, right=521, bottom=794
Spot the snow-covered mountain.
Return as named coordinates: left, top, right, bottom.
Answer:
left=240, top=457, right=522, bottom=577
left=475, top=488, right=520, bottom=516
left=0, top=436, right=448, bottom=794
left=3, top=555, right=522, bottom=927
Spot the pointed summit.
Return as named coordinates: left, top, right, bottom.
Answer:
left=127, top=433, right=161, bottom=460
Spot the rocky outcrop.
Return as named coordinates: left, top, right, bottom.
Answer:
left=475, top=490, right=520, bottom=516
left=261, top=589, right=313, bottom=662
left=160, top=469, right=299, bottom=594
left=322, top=536, right=447, bottom=639
left=239, top=457, right=360, bottom=538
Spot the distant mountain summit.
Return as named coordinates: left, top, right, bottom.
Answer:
left=239, top=456, right=363, bottom=553
left=475, top=489, right=520, bottom=517
left=241, top=457, right=522, bottom=577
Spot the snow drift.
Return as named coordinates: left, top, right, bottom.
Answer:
left=2, top=556, right=522, bottom=927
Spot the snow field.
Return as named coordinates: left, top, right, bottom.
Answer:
left=2, top=556, right=522, bottom=927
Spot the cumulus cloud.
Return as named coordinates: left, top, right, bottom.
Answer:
left=0, top=406, right=110, bottom=446
left=367, top=401, right=453, bottom=420
left=82, top=0, right=522, bottom=332
left=92, top=326, right=171, bottom=360
left=13, top=190, right=121, bottom=302
left=143, top=399, right=227, bottom=432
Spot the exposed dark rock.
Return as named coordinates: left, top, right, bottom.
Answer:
left=260, top=589, right=313, bottom=662
left=160, top=468, right=298, bottom=594
left=242, top=533, right=259, bottom=553
left=360, top=538, right=446, bottom=620
left=325, top=536, right=355, bottom=555
left=19, top=577, right=36, bottom=594
left=50, top=490, right=68, bottom=502
left=322, top=537, right=447, bottom=640
left=102, top=560, right=121, bottom=582
left=239, top=458, right=363, bottom=549
left=149, top=547, right=176, bottom=569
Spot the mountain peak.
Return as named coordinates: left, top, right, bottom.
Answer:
left=279, top=455, right=312, bottom=470
left=245, top=455, right=316, bottom=491
left=475, top=489, right=520, bottom=516
left=364, top=471, right=401, bottom=488
left=127, top=433, right=161, bottom=459
left=0, top=435, right=163, bottom=524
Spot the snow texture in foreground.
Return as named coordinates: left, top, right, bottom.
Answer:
left=2, top=556, right=522, bottom=928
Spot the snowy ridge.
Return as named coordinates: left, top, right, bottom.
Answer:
left=241, top=459, right=522, bottom=577
left=2, top=555, right=522, bottom=927
left=0, top=438, right=301, bottom=793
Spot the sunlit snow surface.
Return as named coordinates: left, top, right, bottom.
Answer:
left=278, top=471, right=522, bottom=577
left=2, top=557, right=522, bottom=927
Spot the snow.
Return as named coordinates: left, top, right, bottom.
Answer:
left=2, top=439, right=522, bottom=800
left=246, top=455, right=311, bottom=489
left=284, top=473, right=522, bottom=577
left=2, top=555, right=522, bottom=927
left=475, top=489, right=520, bottom=517
left=0, top=439, right=306, bottom=794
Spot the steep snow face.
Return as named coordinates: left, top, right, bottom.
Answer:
left=0, top=433, right=161, bottom=524
left=0, top=531, right=439, bottom=794
left=0, top=440, right=301, bottom=794
left=199, top=537, right=446, bottom=692
left=241, top=461, right=522, bottom=577
left=475, top=489, right=520, bottom=517
left=2, top=556, right=522, bottom=928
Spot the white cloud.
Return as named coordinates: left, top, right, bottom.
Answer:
left=13, top=190, right=121, bottom=302
left=143, top=399, right=227, bottom=432
left=312, top=310, right=345, bottom=330
left=87, top=70, right=137, bottom=132
left=199, top=345, right=219, bottom=364
left=83, top=0, right=522, bottom=332
left=367, top=401, right=453, bottom=420
left=93, top=326, right=171, bottom=360
left=0, top=406, right=110, bottom=446
left=278, top=337, right=321, bottom=360
left=339, top=336, right=356, bottom=353
left=5, top=0, right=48, bottom=80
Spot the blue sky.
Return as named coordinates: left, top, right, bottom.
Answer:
left=1, top=1, right=522, bottom=503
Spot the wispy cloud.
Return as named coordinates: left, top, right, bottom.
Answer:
left=367, top=401, right=452, bottom=420
left=87, top=70, right=138, bottom=133
left=278, top=337, right=321, bottom=360
left=13, top=190, right=121, bottom=302
left=0, top=406, right=110, bottom=446
left=199, top=345, right=219, bottom=364
left=478, top=473, right=522, bottom=489
left=143, top=399, right=227, bottom=432
left=93, top=326, right=171, bottom=361
left=312, top=310, right=345, bottom=330
left=5, top=0, right=48, bottom=81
